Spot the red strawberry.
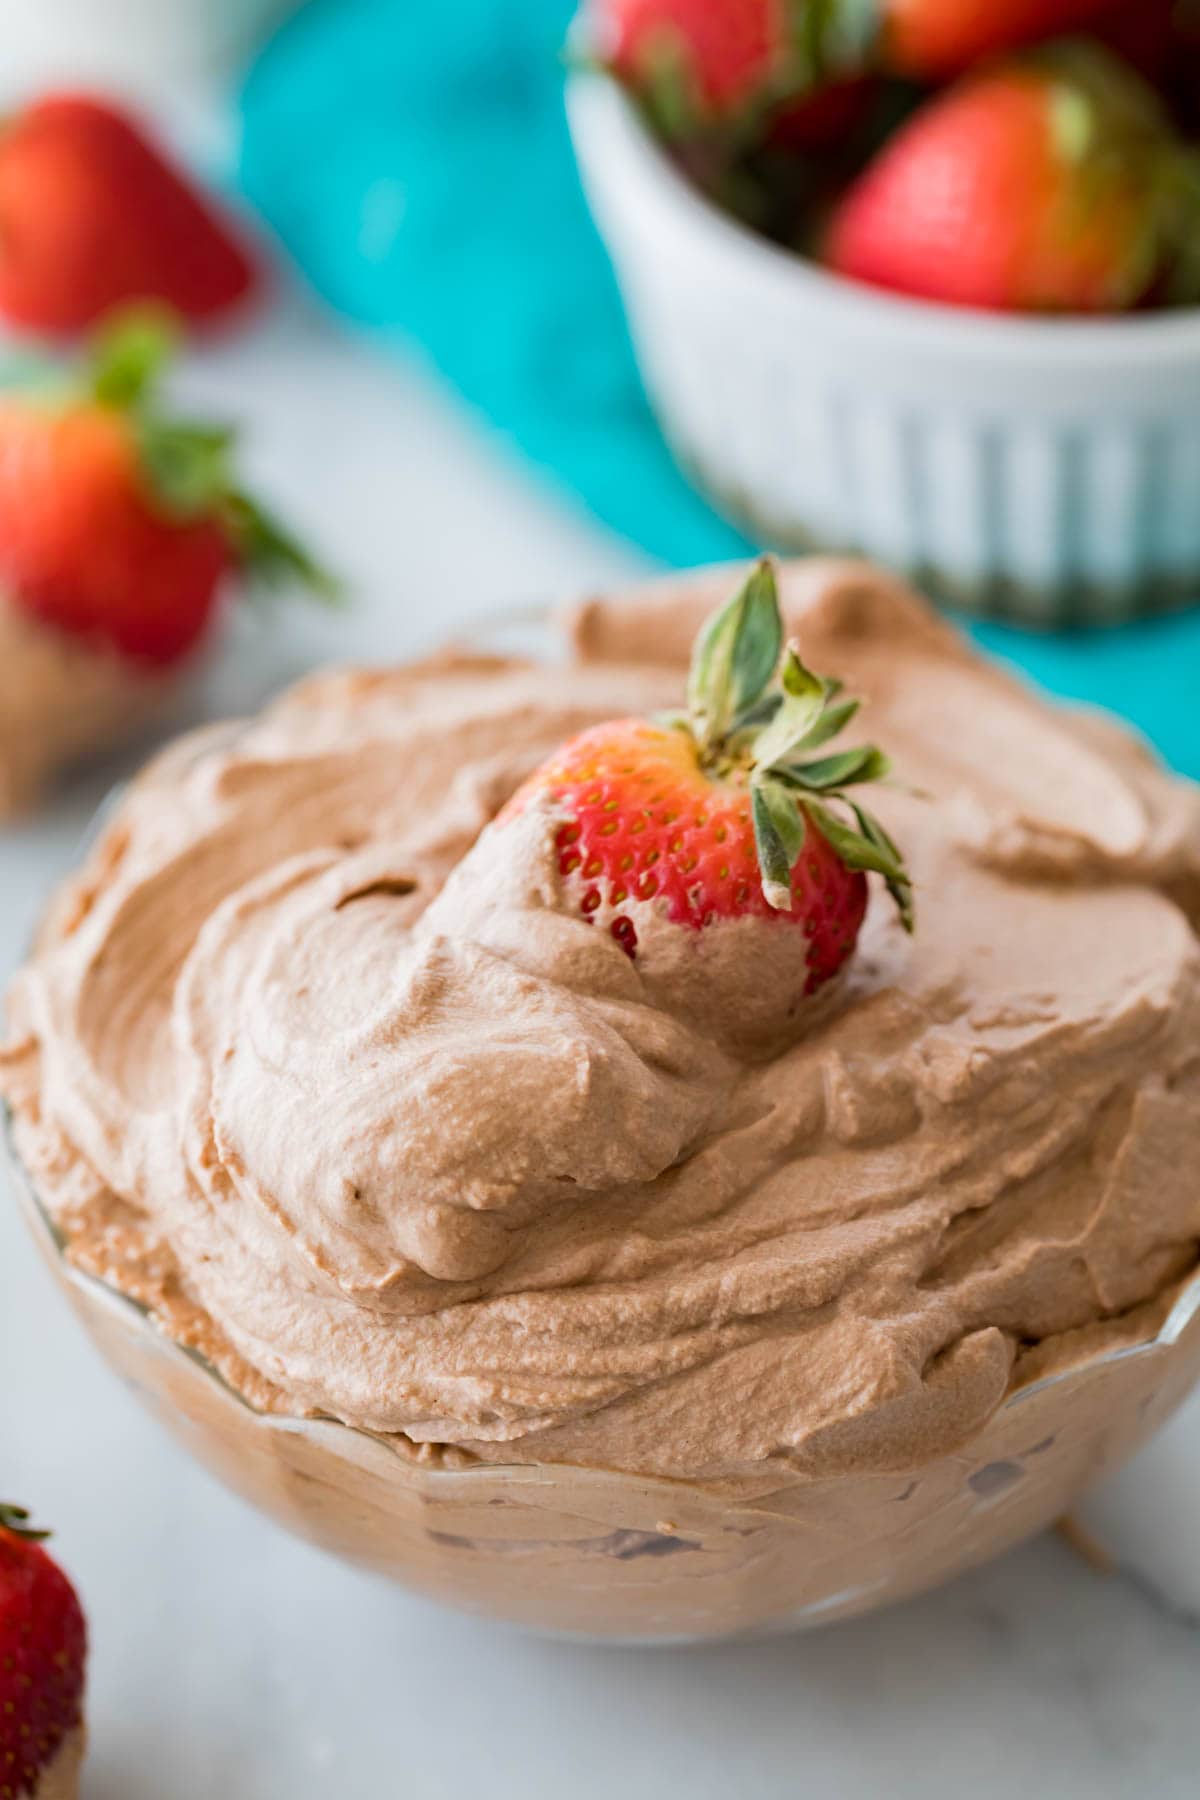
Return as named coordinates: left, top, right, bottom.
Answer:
left=601, top=0, right=797, bottom=128
left=823, top=43, right=1200, bottom=312
left=599, top=0, right=1117, bottom=133
left=0, top=312, right=333, bottom=669
left=0, top=1505, right=86, bottom=1800
left=875, top=0, right=1113, bottom=79
left=503, top=560, right=912, bottom=1006
left=0, top=94, right=259, bottom=338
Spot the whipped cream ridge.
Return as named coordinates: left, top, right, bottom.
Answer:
left=4, top=560, right=1200, bottom=1486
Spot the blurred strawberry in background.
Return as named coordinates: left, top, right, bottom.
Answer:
left=876, top=0, right=1114, bottom=78
left=600, top=0, right=797, bottom=130
left=599, top=0, right=1200, bottom=318
left=0, top=94, right=260, bottom=337
left=823, top=42, right=1200, bottom=311
left=600, top=0, right=1118, bottom=130
left=0, top=311, right=332, bottom=668
left=0, top=310, right=335, bottom=816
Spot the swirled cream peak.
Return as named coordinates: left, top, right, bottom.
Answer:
left=4, top=560, right=1200, bottom=1483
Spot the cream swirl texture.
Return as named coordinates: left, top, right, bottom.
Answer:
left=4, top=560, right=1200, bottom=1483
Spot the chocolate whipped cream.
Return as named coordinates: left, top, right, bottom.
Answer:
left=4, top=560, right=1200, bottom=1486
left=0, top=597, right=168, bottom=816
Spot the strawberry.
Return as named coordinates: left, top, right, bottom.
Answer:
left=0, top=1506, right=86, bottom=1800
left=602, top=0, right=884, bottom=155
left=600, top=0, right=799, bottom=130
left=0, top=93, right=258, bottom=338
left=872, top=0, right=1114, bottom=79
left=822, top=43, right=1200, bottom=312
left=0, top=312, right=333, bottom=669
left=599, top=0, right=1118, bottom=135
left=503, top=560, right=911, bottom=1001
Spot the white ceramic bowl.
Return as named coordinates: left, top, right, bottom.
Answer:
left=567, top=70, right=1200, bottom=627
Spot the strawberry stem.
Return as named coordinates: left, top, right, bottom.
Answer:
left=687, top=557, right=782, bottom=749
left=0, top=1503, right=51, bottom=1543
left=89, top=304, right=181, bottom=411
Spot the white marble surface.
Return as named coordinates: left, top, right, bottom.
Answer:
left=2, top=295, right=1199, bottom=1800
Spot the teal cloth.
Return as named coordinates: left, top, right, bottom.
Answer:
left=239, top=0, right=1200, bottom=775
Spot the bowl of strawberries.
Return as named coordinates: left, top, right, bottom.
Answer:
left=568, top=0, right=1200, bottom=625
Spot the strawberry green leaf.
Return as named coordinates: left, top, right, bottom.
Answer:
left=138, top=434, right=341, bottom=601
left=798, top=0, right=882, bottom=80
left=807, top=799, right=914, bottom=931
left=720, top=556, right=784, bottom=720
left=752, top=689, right=828, bottom=771
left=779, top=643, right=824, bottom=703
left=90, top=305, right=181, bottom=411
left=1160, top=149, right=1200, bottom=305
left=688, top=557, right=783, bottom=748
left=789, top=0, right=830, bottom=77
left=850, top=800, right=904, bottom=866
left=852, top=802, right=914, bottom=931
left=223, top=490, right=342, bottom=602
left=751, top=776, right=805, bottom=911
left=778, top=745, right=891, bottom=790
left=805, top=800, right=898, bottom=878
left=1050, top=84, right=1096, bottom=165
left=628, top=26, right=704, bottom=140
left=139, top=420, right=236, bottom=522
left=1036, top=40, right=1169, bottom=142
left=0, top=1502, right=50, bottom=1543
left=731, top=692, right=784, bottom=735
left=791, top=696, right=861, bottom=752
left=752, top=654, right=871, bottom=775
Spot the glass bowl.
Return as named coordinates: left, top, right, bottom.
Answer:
left=9, top=1115, right=1200, bottom=1644
left=8, top=609, right=1200, bottom=1643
